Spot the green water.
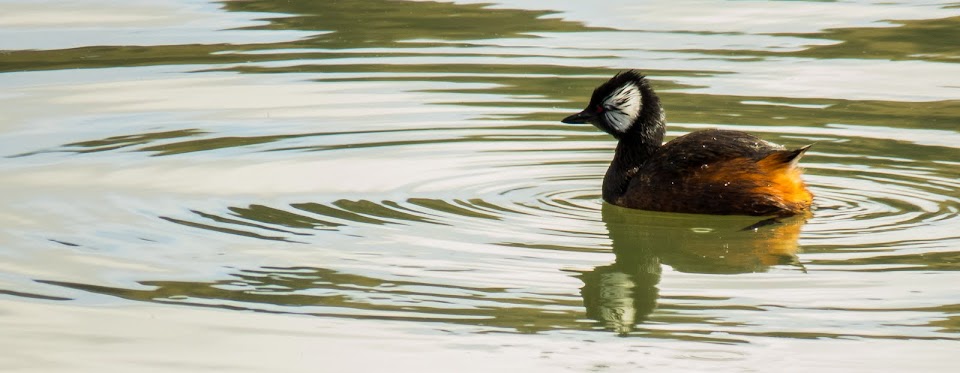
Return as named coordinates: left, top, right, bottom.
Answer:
left=1, top=0, right=959, bottom=371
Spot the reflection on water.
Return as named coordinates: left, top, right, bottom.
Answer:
left=0, top=0, right=595, bottom=73
left=581, top=204, right=805, bottom=334
left=2, top=0, right=960, bottom=370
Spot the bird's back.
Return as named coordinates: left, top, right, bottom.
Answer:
left=615, top=129, right=813, bottom=216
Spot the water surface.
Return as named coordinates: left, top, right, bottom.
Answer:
left=1, top=0, right=959, bottom=371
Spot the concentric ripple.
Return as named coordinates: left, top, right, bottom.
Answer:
left=802, top=155, right=960, bottom=257
left=140, top=121, right=960, bottom=268
left=158, top=140, right=614, bottom=247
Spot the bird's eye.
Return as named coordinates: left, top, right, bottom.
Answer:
left=595, top=105, right=605, bottom=113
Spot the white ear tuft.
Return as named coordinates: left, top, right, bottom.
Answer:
left=602, top=82, right=642, bottom=133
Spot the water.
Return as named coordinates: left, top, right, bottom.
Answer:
left=2, top=0, right=959, bottom=371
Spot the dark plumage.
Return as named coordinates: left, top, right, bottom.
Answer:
left=562, top=71, right=813, bottom=216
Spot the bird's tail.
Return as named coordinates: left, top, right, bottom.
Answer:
left=767, top=144, right=812, bottom=169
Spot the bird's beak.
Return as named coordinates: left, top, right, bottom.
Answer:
left=561, top=110, right=594, bottom=124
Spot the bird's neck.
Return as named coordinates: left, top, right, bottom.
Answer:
left=602, top=113, right=665, bottom=203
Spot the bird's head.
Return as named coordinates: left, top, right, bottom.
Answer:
left=562, top=70, right=663, bottom=140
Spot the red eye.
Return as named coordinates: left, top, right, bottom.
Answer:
left=595, top=105, right=604, bottom=113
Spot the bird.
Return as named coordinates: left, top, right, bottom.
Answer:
left=562, top=70, right=813, bottom=217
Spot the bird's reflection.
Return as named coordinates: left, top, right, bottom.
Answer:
left=579, top=203, right=808, bottom=334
